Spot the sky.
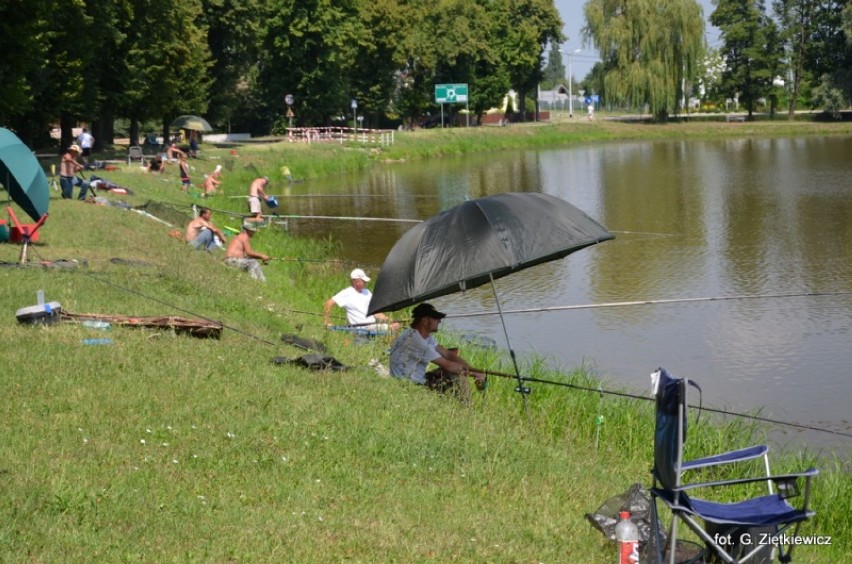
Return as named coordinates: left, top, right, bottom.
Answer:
left=553, top=0, right=720, bottom=80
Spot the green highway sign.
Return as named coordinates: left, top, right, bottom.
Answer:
left=435, top=83, right=469, bottom=103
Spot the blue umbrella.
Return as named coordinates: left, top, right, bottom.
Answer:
left=0, top=128, right=49, bottom=221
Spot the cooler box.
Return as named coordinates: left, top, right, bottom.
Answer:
left=10, top=224, right=40, bottom=244
left=16, top=301, right=62, bottom=325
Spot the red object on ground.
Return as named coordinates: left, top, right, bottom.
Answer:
left=10, top=224, right=40, bottom=243
left=7, top=206, right=48, bottom=243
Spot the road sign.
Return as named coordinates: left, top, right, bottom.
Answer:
left=435, top=83, right=469, bottom=103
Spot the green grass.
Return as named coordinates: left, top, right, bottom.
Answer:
left=1, top=121, right=850, bottom=561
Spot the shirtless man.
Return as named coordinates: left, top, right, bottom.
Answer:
left=59, top=144, right=85, bottom=200
left=166, top=141, right=186, bottom=161
left=202, top=165, right=222, bottom=196
left=224, top=222, right=270, bottom=281
left=185, top=207, right=227, bottom=251
left=246, top=176, right=269, bottom=222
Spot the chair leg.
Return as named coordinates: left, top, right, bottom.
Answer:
left=668, top=517, right=679, bottom=564
left=649, top=497, right=666, bottom=564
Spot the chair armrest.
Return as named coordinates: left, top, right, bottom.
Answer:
left=682, top=444, right=768, bottom=471
left=675, top=467, right=819, bottom=492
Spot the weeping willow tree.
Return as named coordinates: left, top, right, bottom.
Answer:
left=583, top=0, right=705, bottom=120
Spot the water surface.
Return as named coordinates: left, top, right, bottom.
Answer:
left=282, top=136, right=852, bottom=453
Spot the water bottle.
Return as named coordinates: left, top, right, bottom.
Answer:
left=82, top=338, right=113, bottom=345
left=82, top=320, right=111, bottom=330
left=615, top=511, right=640, bottom=564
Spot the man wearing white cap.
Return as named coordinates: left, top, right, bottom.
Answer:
left=323, top=268, right=399, bottom=331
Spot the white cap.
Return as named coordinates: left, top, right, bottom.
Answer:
left=350, top=268, right=370, bottom=282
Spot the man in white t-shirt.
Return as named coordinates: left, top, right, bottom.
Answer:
left=323, top=268, right=399, bottom=331
left=388, top=303, right=485, bottom=402
left=76, top=127, right=95, bottom=163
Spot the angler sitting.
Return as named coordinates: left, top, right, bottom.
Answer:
left=224, top=222, right=270, bottom=281
left=323, top=268, right=400, bottom=333
left=388, top=303, right=485, bottom=403
left=185, top=207, right=227, bottom=251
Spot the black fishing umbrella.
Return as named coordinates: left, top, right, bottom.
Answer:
left=368, top=192, right=614, bottom=400
left=0, top=127, right=49, bottom=222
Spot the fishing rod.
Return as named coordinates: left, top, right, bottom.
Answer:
left=470, top=367, right=852, bottom=439
left=270, top=257, right=361, bottom=265
left=450, top=290, right=852, bottom=319
left=35, top=244, right=852, bottom=440
left=227, top=194, right=441, bottom=199
left=267, top=213, right=421, bottom=224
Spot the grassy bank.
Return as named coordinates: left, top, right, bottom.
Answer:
left=1, top=121, right=849, bottom=560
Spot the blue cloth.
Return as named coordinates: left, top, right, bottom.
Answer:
left=189, top=229, right=217, bottom=251
left=59, top=176, right=82, bottom=200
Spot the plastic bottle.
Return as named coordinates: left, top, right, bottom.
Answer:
left=82, top=338, right=114, bottom=345
left=82, top=320, right=111, bottom=330
left=615, top=511, right=640, bottom=564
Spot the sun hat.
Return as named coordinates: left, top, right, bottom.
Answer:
left=350, top=268, right=370, bottom=282
left=242, top=221, right=258, bottom=232
left=69, top=144, right=81, bottom=153
left=412, top=303, right=446, bottom=320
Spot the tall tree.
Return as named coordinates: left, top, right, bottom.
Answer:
left=711, top=0, right=784, bottom=117
left=122, top=0, right=212, bottom=143
left=584, top=0, right=705, bottom=121
left=541, top=43, right=566, bottom=89
left=773, top=0, right=818, bottom=116
left=0, top=0, right=50, bottom=140
left=493, top=0, right=564, bottom=120
left=202, top=0, right=267, bottom=132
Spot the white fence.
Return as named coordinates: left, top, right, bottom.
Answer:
left=285, top=126, right=395, bottom=146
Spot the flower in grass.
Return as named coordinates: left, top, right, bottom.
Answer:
left=140, top=439, right=146, bottom=444
left=146, top=429, right=152, bottom=433
left=227, top=432, right=235, bottom=439
left=281, top=456, right=288, bottom=462
left=83, top=438, right=89, bottom=444
left=318, top=516, right=324, bottom=522
left=161, top=442, right=169, bottom=447
left=172, top=459, right=179, bottom=464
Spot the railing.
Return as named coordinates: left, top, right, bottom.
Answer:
left=285, top=126, right=395, bottom=146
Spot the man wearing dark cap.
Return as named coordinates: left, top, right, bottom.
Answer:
left=388, top=303, right=485, bottom=402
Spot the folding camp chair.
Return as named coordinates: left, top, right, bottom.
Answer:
left=649, top=368, right=818, bottom=564
left=127, top=145, right=146, bottom=166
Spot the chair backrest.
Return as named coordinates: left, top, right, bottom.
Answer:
left=128, top=146, right=144, bottom=158
left=652, top=368, right=688, bottom=491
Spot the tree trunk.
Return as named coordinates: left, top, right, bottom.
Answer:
left=60, top=112, right=76, bottom=155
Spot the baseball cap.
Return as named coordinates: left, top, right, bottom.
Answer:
left=350, top=268, right=370, bottom=282
left=412, top=303, right=446, bottom=320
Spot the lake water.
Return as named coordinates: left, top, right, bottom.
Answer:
left=281, top=135, right=852, bottom=454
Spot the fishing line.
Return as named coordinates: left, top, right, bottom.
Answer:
left=450, top=290, right=852, bottom=318
left=474, top=368, right=852, bottom=439
left=22, top=246, right=849, bottom=439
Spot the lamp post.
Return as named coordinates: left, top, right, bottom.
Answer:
left=563, top=48, right=582, bottom=118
